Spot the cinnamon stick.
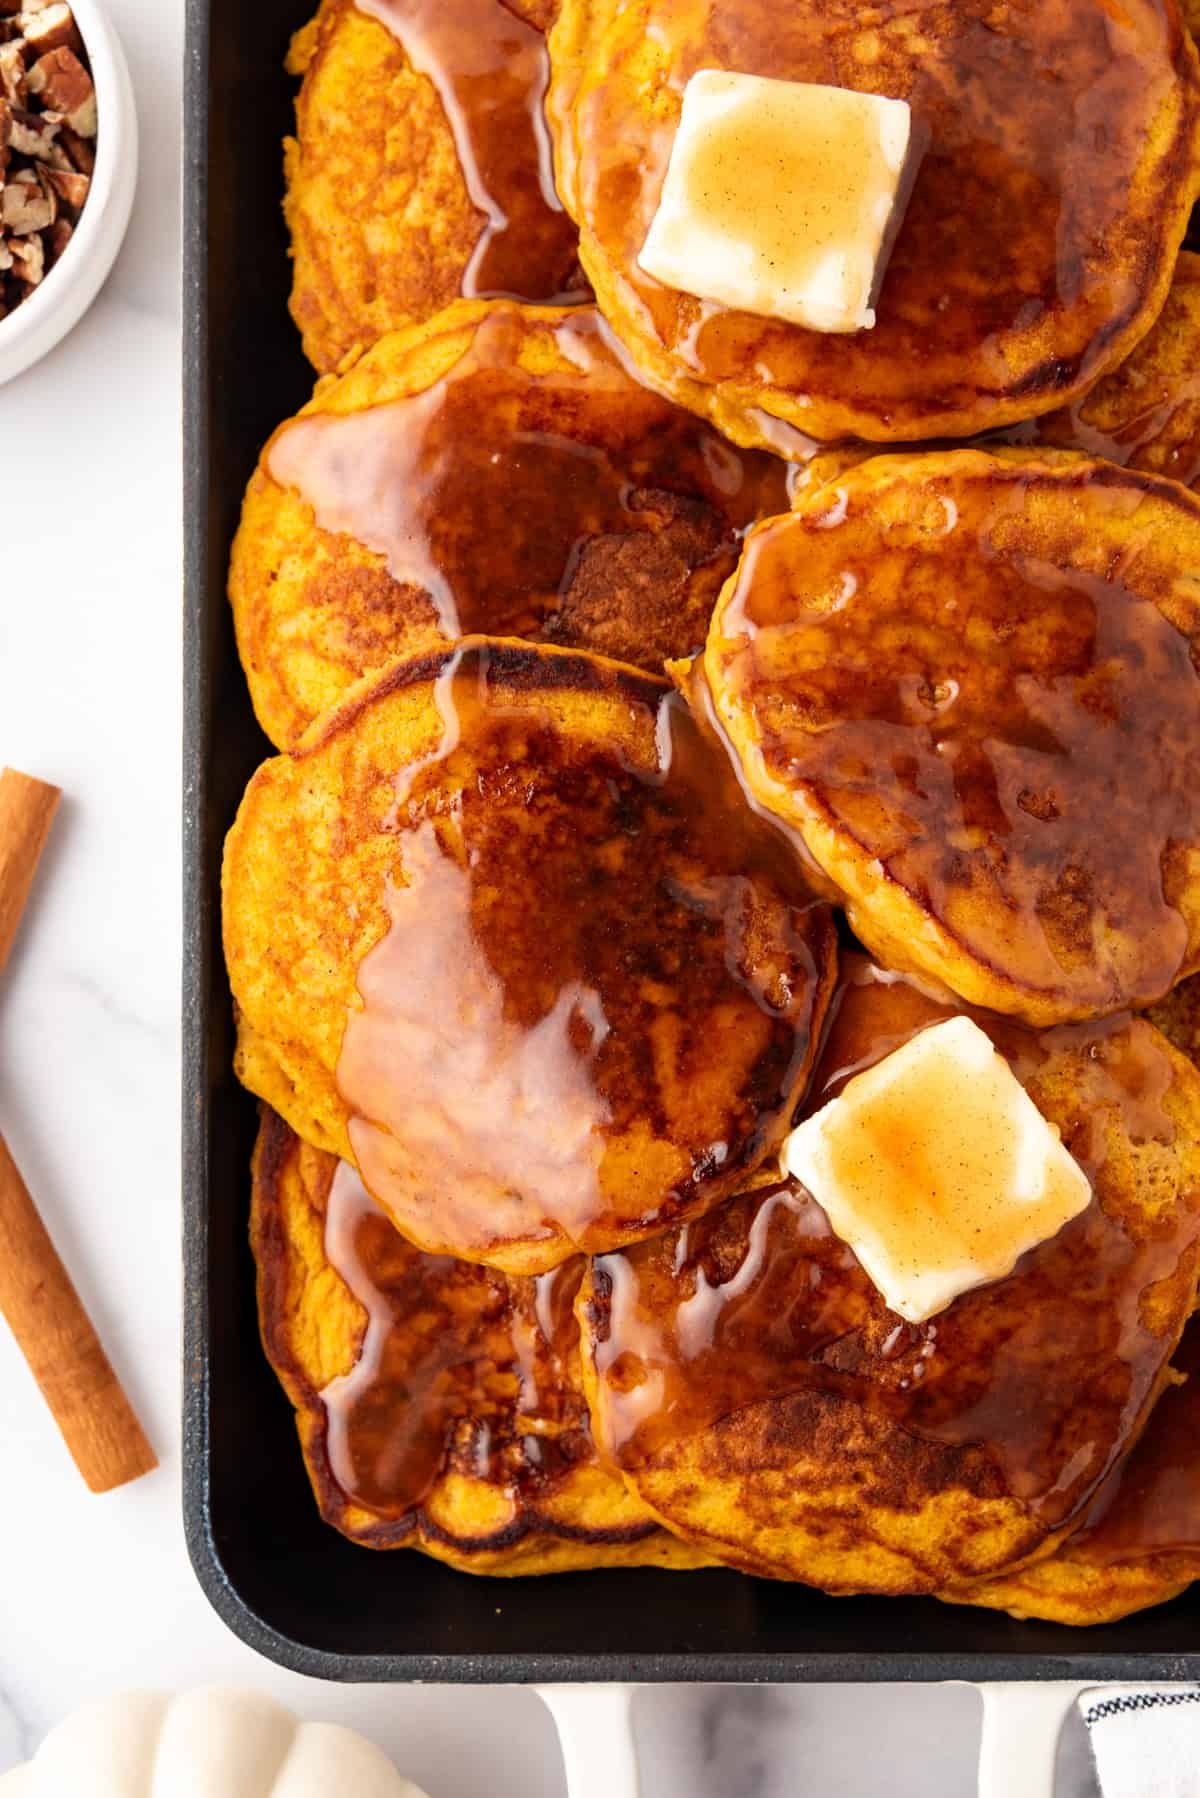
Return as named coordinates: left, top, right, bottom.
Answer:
left=0, top=768, right=60, bottom=976
left=0, top=1133, right=158, bottom=1491
left=0, top=766, right=157, bottom=1492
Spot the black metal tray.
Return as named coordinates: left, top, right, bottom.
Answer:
left=181, top=0, right=1200, bottom=1682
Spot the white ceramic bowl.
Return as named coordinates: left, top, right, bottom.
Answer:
left=0, top=0, right=138, bottom=387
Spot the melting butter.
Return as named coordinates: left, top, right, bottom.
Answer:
left=782, top=1016, right=1092, bottom=1322
left=639, top=71, right=915, bottom=333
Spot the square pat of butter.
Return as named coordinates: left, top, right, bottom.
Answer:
left=782, top=1016, right=1092, bottom=1323
left=639, top=71, right=914, bottom=333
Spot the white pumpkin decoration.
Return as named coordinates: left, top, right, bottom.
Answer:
left=0, top=1687, right=431, bottom=1797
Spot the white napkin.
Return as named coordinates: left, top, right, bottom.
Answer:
left=1079, top=1686, right=1200, bottom=1796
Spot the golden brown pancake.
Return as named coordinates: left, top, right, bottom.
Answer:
left=794, top=252, right=1200, bottom=496
left=1150, top=972, right=1200, bottom=1067
left=950, top=1319, right=1200, bottom=1624
left=285, top=0, right=584, bottom=375
left=703, top=449, right=1200, bottom=1026
left=229, top=299, right=791, bottom=751
left=1030, top=251, right=1200, bottom=487
left=251, top=1105, right=709, bottom=1569
left=225, top=639, right=837, bottom=1274
left=546, top=0, right=1200, bottom=448
left=577, top=961, right=1200, bottom=1594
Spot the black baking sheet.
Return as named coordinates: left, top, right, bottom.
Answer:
left=181, top=0, right=1200, bottom=1679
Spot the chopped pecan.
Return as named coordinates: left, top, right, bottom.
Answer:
left=9, top=226, right=43, bottom=283
left=0, top=39, right=26, bottom=105
left=7, top=99, right=58, bottom=156
left=1, top=163, right=52, bottom=230
left=42, top=158, right=84, bottom=209
left=37, top=134, right=71, bottom=169
left=26, top=47, right=93, bottom=134
left=0, top=0, right=91, bottom=325
left=19, top=4, right=80, bottom=54
left=44, top=209, right=69, bottom=260
left=57, top=119, right=91, bottom=171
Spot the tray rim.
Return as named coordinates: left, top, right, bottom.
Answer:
left=179, top=0, right=1200, bottom=1684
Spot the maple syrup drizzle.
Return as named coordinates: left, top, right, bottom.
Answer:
left=588, top=959, right=1198, bottom=1530
left=266, top=307, right=791, bottom=648
left=334, top=643, right=835, bottom=1264
left=320, top=1158, right=588, bottom=1516
left=356, top=0, right=585, bottom=303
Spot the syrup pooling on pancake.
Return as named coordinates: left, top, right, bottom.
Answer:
left=706, top=452, right=1200, bottom=1023
left=953, top=1314, right=1200, bottom=1620
left=548, top=0, right=1200, bottom=443
left=321, top=1158, right=590, bottom=1517
left=585, top=961, right=1200, bottom=1542
left=334, top=643, right=836, bottom=1264
left=1062, top=1322, right=1200, bottom=1567
left=354, top=0, right=584, bottom=304
left=265, top=306, right=791, bottom=644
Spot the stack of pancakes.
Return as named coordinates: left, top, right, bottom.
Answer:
left=222, top=0, right=1200, bottom=1621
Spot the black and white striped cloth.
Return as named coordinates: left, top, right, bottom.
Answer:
left=1079, top=1687, right=1200, bottom=1795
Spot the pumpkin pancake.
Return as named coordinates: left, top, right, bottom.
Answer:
left=950, top=1318, right=1200, bottom=1624
left=546, top=0, right=1200, bottom=449
left=251, top=1106, right=709, bottom=1569
left=229, top=300, right=791, bottom=751
left=1030, top=251, right=1200, bottom=487
left=285, top=0, right=583, bottom=376
left=795, top=252, right=1200, bottom=496
left=1150, top=972, right=1200, bottom=1070
left=224, top=639, right=837, bottom=1274
left=703, top=450, right=1200, bottom=1026
left=577, top=961, right=1200, bottom=1594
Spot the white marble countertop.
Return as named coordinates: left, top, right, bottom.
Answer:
left=0, top=2, right=1109, bottom=1790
